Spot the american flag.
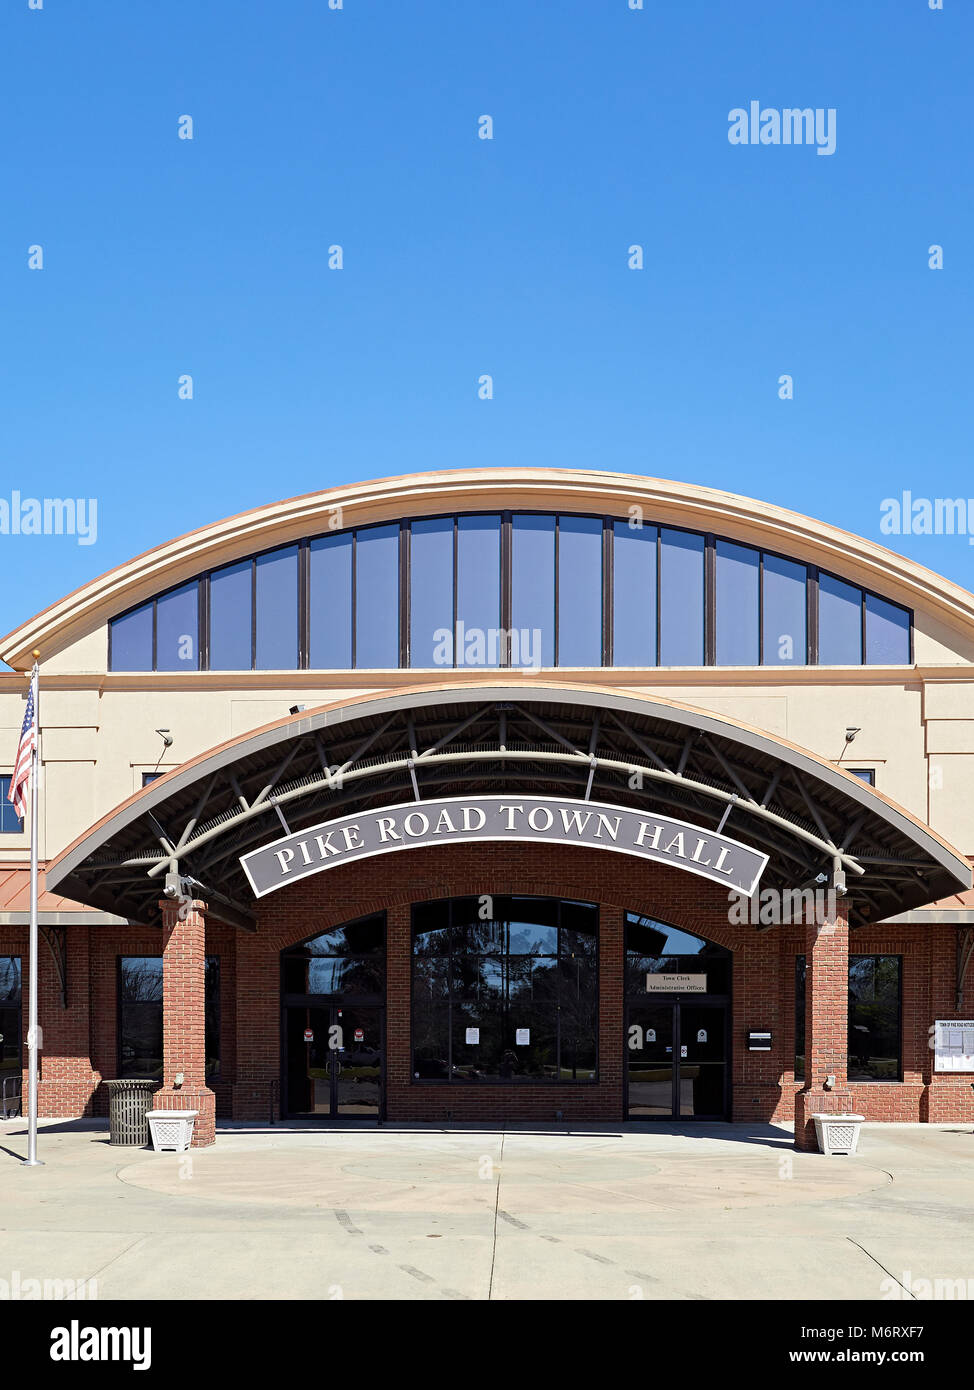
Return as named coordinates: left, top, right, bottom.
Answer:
left=8, top=669, right=37, bottom=822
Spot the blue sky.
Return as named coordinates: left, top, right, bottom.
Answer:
left=1, top=0, right=971, bottom=651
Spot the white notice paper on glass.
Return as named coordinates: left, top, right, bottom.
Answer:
left=934, top=1020, right=974, bottom=1071
left=515, top=1028, right=530, bottom=1045
left=465, top=1027, right=480, bottom=1045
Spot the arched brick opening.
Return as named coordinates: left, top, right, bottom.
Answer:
left=231, top=841, right=784, bottom=1125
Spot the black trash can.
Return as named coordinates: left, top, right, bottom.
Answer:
left=105, top=1079, right=160, bottom=1146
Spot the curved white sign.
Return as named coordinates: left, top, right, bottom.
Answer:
left=239, top=794, right=768, bottom=899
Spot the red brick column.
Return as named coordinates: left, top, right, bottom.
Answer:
left=794, top=897, right=851, bottom=1151
left=154, top=897, right=216, bottom=1146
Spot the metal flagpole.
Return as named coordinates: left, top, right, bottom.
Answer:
left=24, top=656, right=42, bottom=1167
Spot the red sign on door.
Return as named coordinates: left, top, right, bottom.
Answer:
left=354, top=1028, right=364, bottom=1042
left=303, top=1029, right=313, bottom=1042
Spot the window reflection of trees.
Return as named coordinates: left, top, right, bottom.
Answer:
left=282, top=916, right=386, bottom=997
left=0, top=957, right=21, bottom=1074
left=794, top=954, right=901, bottom=1081
left=0, top=957, right=21, bottom=1003
left=119, top=956, right=220, bottom=1079
left=411, top=896, right=597, bottom=1084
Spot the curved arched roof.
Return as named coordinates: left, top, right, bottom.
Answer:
left=4, top=468, right=974, bottom=668
left=44, top=680, right=972, bottom=929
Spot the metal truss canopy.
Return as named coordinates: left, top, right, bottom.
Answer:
left=45, top=686, right=971, bottom=930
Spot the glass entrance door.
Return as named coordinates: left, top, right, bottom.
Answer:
left=626, top=1001, right=727, bottom=1119
left=285, top=1005, right=383, bottom=1119
left=334, top=1006, right=382, bottom=1116
left=677, top=1002, right=726, bottom=1118
left=626, top=1003, right=675, bottom=1116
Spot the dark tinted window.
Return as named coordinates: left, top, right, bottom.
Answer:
left=819, top=573, right=863, bottom=664
left=209, top=560, right=253, bottom=670
left=109, top=511, right=911, bottom=674
left=512, top=515, right=554, bottom=667
left=456, top=515, right=501, bottom=667
left=282, top=915, right=385, bottom=996
left=412, top=896, right=597, bottom=1083
left=624, top=914, right=731, bottom=996
left=715, top=541, right=759, bottom=665
left=119, top=956, right=220, bottom=1080
left=848, top=955, right=901, bottom=1081
left=794, top=954, right=901, bottom=1081
left=0, top=777, right=23, bottom=834
left=309, top=533, right=352, bottom=668
left=865, top=592, right=910, bottom=665
left=355, top=526, right=399, bottom=668
left=410, top=517, right=454, bottom=667
left=659, top=529, right=704, bottom=664
left=155, top=583, right=199, bottom=672
left=613, top=521, right=657, bottom=665
left=110, top=601, right=153, bottom=671
left=762, top=553, right=806, bottom=665
left=0, top=956, right=20, bottom=1075
left=558, top=515, right=602, bottom=666
left=256, top=546, right=299, bottom=670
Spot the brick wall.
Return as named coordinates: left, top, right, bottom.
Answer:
left=0, top=841, right=971, bottom=1128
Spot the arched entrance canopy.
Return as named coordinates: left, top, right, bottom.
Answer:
left=45, top=683, right=971, bottom=930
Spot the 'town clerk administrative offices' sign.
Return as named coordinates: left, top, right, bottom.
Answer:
left=645, top=973, right=708, bottom=993
left=240, top=794, right=769, bottom=899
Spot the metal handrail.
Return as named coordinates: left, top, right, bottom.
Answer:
left=1, top=1074, right=22, bottom=1120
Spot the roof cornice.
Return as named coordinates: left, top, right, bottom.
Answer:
left=4, top=467, right=974, bottom=668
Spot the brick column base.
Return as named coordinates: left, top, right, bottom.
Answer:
left=151, top=1085, right=216, bottom=1146
left=795, top=1086, right=855, bottom=1151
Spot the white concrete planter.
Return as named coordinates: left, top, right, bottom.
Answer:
left=147, top=1110, right=198, bottom=1153
left=811, top=1113, right=864, bottom=1156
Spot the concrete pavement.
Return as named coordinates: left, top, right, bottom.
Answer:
left=1, top=1118, right=972, bottom=1300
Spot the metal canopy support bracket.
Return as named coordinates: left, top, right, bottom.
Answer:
left=957, top=927, right=974, bottom=1012
left=406, top=717, right=421, bottom=800
left=39, top=925, right=67, bottom=1009
left=163, top=869, right=258, bottom=934
left=716, top=794, right=739, bottom=836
